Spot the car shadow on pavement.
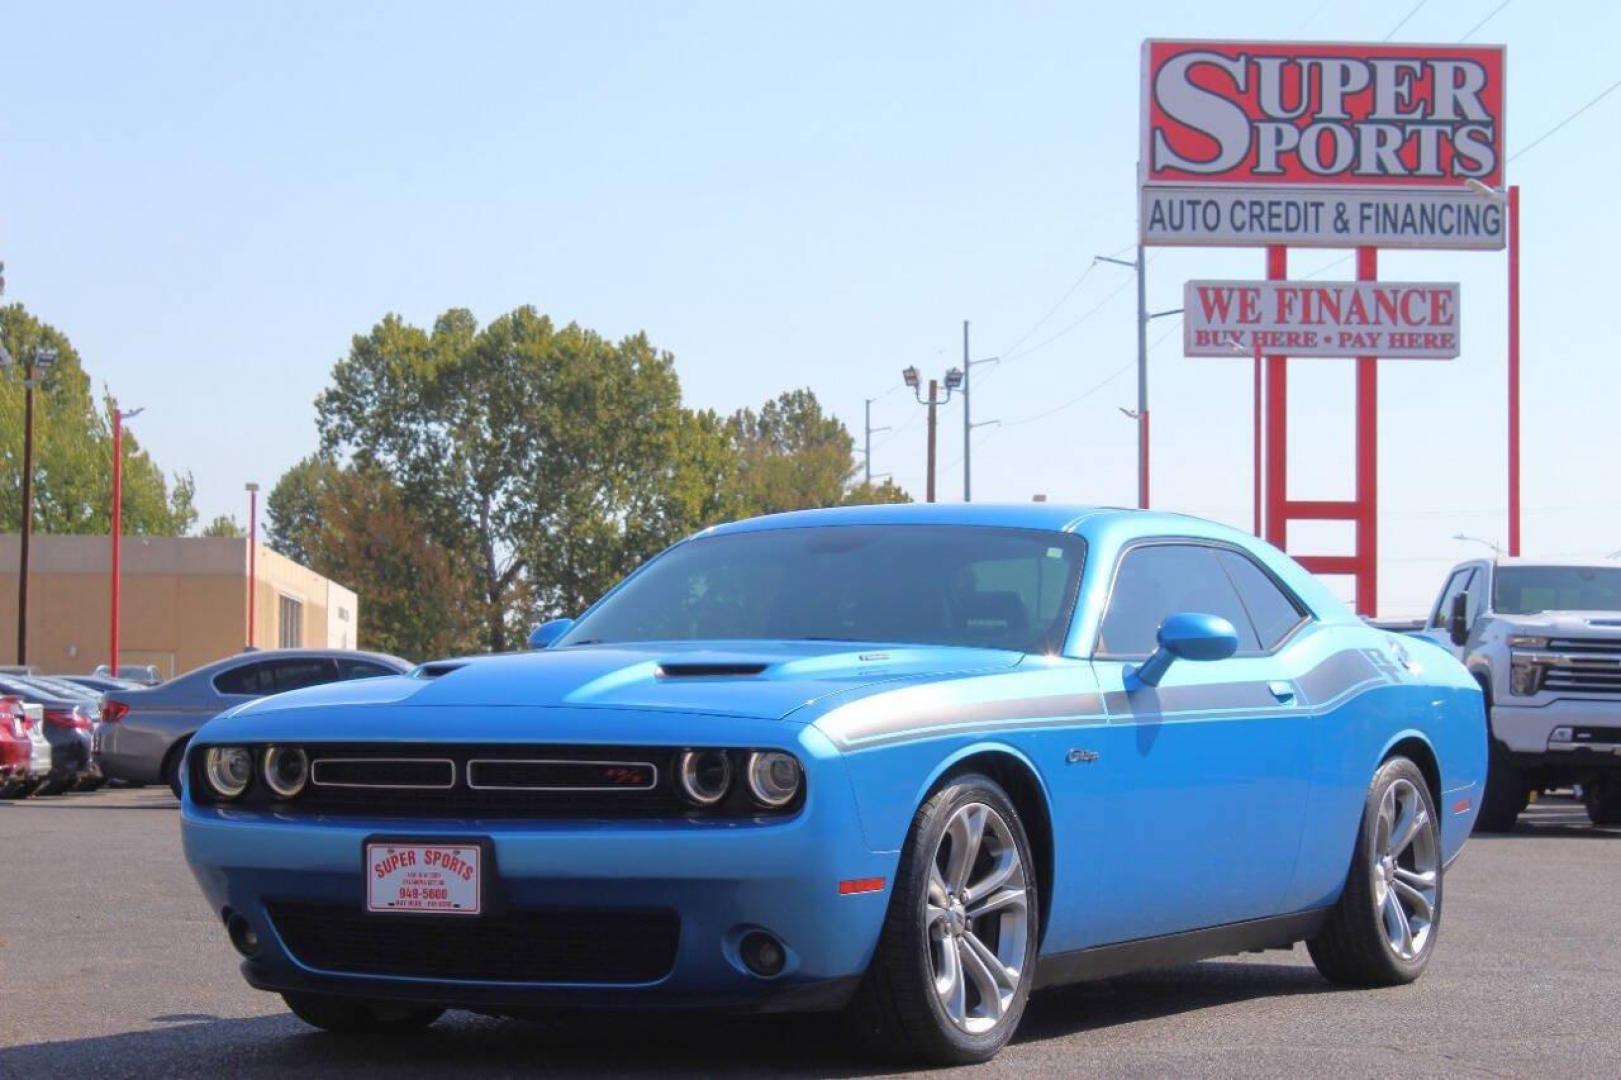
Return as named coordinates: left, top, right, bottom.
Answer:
left=3, top=961, right=1341, bottom=1078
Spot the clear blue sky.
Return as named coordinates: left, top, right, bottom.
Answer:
left=3, top=1, right=1614, bottom=615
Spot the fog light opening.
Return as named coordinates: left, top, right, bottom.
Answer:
left=739, top=930, right=787, bottom=978
left=226, top=913, right=261, bottom=958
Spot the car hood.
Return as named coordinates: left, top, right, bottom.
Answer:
left=1493, top=612, right=1621, bottom=637
left=211, top=641, right=1026, bottom=725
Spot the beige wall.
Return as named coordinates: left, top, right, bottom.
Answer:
left=0, top=535, right=361, bottom=677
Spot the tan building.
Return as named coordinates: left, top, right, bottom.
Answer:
left=0, top=535, right=360, bottom=678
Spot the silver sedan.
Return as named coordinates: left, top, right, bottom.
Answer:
left=98, top=649, right=411, bottom=795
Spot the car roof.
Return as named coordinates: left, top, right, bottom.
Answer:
left=703, top=502, right=1126, bottom=537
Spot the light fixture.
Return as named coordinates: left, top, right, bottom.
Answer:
left=944, top=367, right=964, bottom=391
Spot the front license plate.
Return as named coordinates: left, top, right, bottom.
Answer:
left=365, top=842, right=482, bottom=916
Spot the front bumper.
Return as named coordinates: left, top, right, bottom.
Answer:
left=1494, top=699, right=1621, bottom=763
left=181, top=762, right=894, bottom=1013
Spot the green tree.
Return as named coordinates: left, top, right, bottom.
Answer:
left=727, top=389, right=855, bottom=516
left=0, top=305, right=195, bottom=536
left=200, top=514, right=243, bottom=538
left=265, top=454, right=339, bottom=566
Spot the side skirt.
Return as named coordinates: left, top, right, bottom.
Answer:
left=1033, top=909, right=1330, bottom=990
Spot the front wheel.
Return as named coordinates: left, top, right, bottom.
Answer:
left=1474, top=740, right=1527, bottom=833
left=847, top=773, right=1038, bottom=1066
left=1309, top=757, right=1443, bottom=987
left=282, top=992, right=444, bottom=1035
left=1584, top=778, right=1621, bottom=826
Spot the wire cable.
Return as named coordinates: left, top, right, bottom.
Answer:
left=1460, top=0, right=1511, bottom=41
left=1509, top=74, right=1621, bottom=163
left=1383, top=0, right=1429, bottom=41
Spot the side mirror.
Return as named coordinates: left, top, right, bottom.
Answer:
left=1133, top=612, right=1240, bottom=687
left=527, top=618, right=575, bottom=650
left=1448, top=593, right=1470, bottom=647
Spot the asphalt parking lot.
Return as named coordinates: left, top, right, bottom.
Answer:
left=2, top=788, right=1617, bottom=1079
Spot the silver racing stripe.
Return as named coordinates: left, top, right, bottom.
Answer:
left=818, top=649, right=1398, bottom=751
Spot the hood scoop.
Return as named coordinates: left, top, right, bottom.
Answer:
left=656, top=660, right=770, bottom=678
left=413, top=662, right=468, bottom=680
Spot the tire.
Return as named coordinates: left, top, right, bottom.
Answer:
left=282, top=992, right=444, bottom=1035
left=846, top=773, right=1039, bottom=1066
left=1309, top=757, right=1443, bottom=987
left=164, top=738, right=191, bottom=800
left=1474, top=739, right=1528, bottom=833
left=1583, top=779, right=1621, bottom=827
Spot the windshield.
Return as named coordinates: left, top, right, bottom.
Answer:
left=558, top=525, right=1087, bottom=652
left=1494, top=566, right=1621, bottom=615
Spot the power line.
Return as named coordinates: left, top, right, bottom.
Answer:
left=1382, top=0, right=1429, bottom=41
left=1509, top=74, right=1621, bottom=163
left=1460, top=0, right=1511, bottom=40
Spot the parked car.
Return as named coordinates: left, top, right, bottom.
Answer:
left=1417, top=557, right=1621, bottom=830
left=0, top=676, right=96, bottom=794
left=1, top=694, right=52, bottom=798
left=56, top=673, right=144, bottom=695
left=93, top=663, right=164, bottom=686
left=101, top=649, right=412, bottom=796
left=182, top=505, right=1485, bottom=1065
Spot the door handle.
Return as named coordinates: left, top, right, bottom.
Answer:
left=1267, top=681, right=1297, bottom=704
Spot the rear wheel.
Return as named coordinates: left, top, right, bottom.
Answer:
left=282, top=992, right=444, bottom=1035
left=1474, top=740, right=1527, bottom=833
left=847, top=774, right=1038, bottom=1066
left=1309, top=757, right=1442, bottom=987
left=1583, top=777, right=1621, bottom=826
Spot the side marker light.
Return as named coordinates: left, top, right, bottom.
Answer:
left=838, top=877, right=886, bottom=895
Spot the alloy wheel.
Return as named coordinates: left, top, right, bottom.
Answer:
left=1372, top=777, right=1439, bottom=961
left=925, top=802, right=1029, bottom=1034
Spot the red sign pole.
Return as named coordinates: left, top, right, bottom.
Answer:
left=1263, top=246, right=1288, bottom=548
left=1252, top=335, right=1263, bottom=537
left=1356, top=247, right=1379, bottom=617
left=1507, top=185, right=1521, bottom=556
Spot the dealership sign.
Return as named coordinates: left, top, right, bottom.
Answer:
left=1141, top=41, right=1506, bottom=249
left=1183, top=279, right=1461, bottom=359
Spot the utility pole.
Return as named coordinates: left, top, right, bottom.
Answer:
left=1095, top=246, right=1179, bottom=511
left=902, top=365, right=962, bottom=504
left=960, top=320, right=999, bottom=502
left=245, top=482, right=260, bottom=649
left=862, top=398, right=890, bottom=487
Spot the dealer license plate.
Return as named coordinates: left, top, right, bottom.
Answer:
left=365, top=842, right=482, bottom=916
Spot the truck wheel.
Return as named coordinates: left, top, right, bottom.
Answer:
left=846, top=773, right=1038, bottom=1065
left=282, top=992, right=443, bottom=1034
left=1474, top=741, right=1527, bottom=834
left=1308, top=757, right=1442, bottom=987
left=1583, top=779, right=1621, bottom=827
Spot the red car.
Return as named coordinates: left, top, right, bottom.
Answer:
left=0, top=695, right=52, bottom=798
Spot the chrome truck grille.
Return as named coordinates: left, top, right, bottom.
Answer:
left=1530, top=638, right=1621, bottom=695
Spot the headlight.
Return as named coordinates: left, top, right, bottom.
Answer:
left=677, top=749, right=732, bottom=806
left=745, top=751, right=802, bottom=808
left=1509, top=659, right=1543, bottom=696
left=1508, top=634, right=1549, bottom=649
left=204, top=746, right=253, bottom=799
left=262, top=746, right=309, bottom=798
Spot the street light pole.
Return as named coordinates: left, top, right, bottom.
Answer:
left=109, top=405, right=145, bottom=674
left=8, top=344, right=57, bottom=666
left=245, top=482, right=260, bottom=649
left=863, top=398, right=890, bottom=487
left=901, top=365, right=962, bottom=505
left=1095, top=249, right=1151, bottom=509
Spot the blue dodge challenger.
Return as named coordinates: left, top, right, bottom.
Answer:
left=181, top=504, right=1485, bottom=1064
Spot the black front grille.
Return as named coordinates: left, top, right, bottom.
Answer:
left=192, top=743, right=802, bottom=819
left=1569, top=726, right=1621, bottom=745
left=269, top=902, right=678, bottom=984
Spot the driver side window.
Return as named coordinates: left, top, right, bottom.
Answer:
left=1097, top=544, right=1262, bottom=658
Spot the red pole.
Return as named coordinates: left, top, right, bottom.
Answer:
left=246, top=485, right=258, bottom=648
left=1252, top=336, right=1263, bottom=537
left=110, top=411, right=123, bottom=673
left=1507, top=185, right=1521, bottom=557
left=1263, top=246, right=1288, bottom=547
left=1355, top=247, right=1379, bottom=618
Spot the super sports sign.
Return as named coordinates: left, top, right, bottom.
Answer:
left=1140, top=41, right=1506, bottom=249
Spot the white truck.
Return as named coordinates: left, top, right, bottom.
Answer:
left=1418, top=558, right=1621, bottom=830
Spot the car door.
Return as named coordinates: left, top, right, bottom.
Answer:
left=1421, top=566, right=1480, bottom=659
left=1085, top=541, right=1315, bottom=942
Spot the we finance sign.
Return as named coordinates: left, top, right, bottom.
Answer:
left=1183, top=280, right=1461, bottom=359
left=1140, top=41, right=1506, bottom=249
